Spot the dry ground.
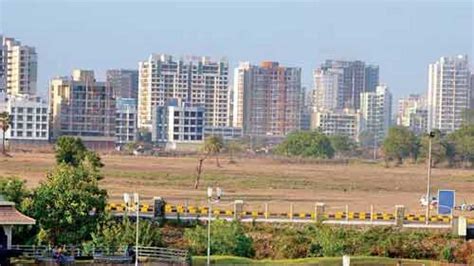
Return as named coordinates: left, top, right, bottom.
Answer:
left=0, top=152, right=473, bottom=214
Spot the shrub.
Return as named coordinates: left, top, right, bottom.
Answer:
left=184, top=220, right=254, bottom=258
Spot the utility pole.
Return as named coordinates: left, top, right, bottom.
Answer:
left=425, top=131, right=434, bottom=225
left=207, top=187, right=222, bottom=266
left=134, top=193, right=139, bottom=266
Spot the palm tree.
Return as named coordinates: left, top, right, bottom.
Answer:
left=204, top=135, right=224, bottom=167
left=0, top=111, right=11, bottom=155
left=194, top=135, right=224, bottom=189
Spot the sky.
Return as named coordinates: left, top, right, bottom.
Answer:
left=0, top=0, right=473, bottom=100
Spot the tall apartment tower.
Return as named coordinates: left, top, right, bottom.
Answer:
left=428, top=55, right=470, bottom=133
left=360, top=85, right=392, bottom=143
left=365, top=65, right=380, bottom=92
left=138, top=54, right=229, bottom=129
left=470, top=73, right=474, bottom=109
left=233, top=61, right=302, bottom=136
left=319, top=60, right=379, bottom=110
left=106, top=69, right=139, bottom=99
left=397, top=94, right=428, bottom=134
left=312, top=67, right=344, bottom=111
left=50, top=70, right=116, bottom=149
left=1, top=36, right=38, bottom=96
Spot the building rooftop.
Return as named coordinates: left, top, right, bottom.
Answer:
left=0, top=195, right=36, bottom=225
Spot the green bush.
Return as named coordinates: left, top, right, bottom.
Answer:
left=90, top=218, right=162, bottom=254
left=275, top=131, right=334, bottom=158
left=184, top=220, right=254, bottom=258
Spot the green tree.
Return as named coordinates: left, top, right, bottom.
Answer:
left=0, top=177, right=30, bottom=206
left=55, top=136, right=103, bottom=169
left=184, top=220, right=254, bottom=258
left=194, top=135, right=225, bottom=189
left=448, top=125, right=474, bottom=167
left=418, top=130, right=450, bottom=167
left=0, top=111, right=11, bottom=154
left=275, top=131, right=334, bottom=159
left=90, top=218, right=162, bottom=254
left=382, top=126, right=419, bottom=165
left=204, top=135, right=224, bottom=167
left=329, top=135, right=357, bottom=158
left=31, top=164, right=107, bottom=244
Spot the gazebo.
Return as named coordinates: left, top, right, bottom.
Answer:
left=0, top=195, right=35, bottom=250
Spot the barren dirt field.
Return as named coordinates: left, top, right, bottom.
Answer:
left=1, top=152, right=473, bottom=214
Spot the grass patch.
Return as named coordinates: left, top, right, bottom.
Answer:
left=192, top=255, right=440, bottom=265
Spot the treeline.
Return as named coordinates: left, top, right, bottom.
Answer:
left=274, top=125, right=474, bottom=168
left=383, top=126, right=474, bottom=168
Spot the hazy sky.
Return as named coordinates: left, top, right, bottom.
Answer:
left=1, top=0, right=473, bottom=100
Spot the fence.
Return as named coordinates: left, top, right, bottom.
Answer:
left=10, top=245, right=189, bottom=264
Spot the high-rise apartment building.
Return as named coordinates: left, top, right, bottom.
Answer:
left=360, top=85, right=392, bottom=142
left=138, top=54, right=229, bottom=129
left=1, top=36, right=37, bottom=96
left=311, top=109, right=361, bottom=141
left=471, top=73, right=474, bottom=109
left=50, top=70, right=116, bottom=149
left=233, top=61, right=302, bottom=136
left=397, top=94, right=428, bottom=134
left=312, top=67, right=344, bottom=111
left=365, top=65, right=380, bottom=93
left=318, top=60, right=379, bottom=110
left=428, top=55, right=470, bottom=133
left=106, top=69, right=139, bottom=99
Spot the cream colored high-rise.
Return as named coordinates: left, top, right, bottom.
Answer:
left=360, top=85, right=392, bottom=143
left=1, top=36, right=37, bottom=96
left=138, top=54, right=229, bottom=129
left=49, top=70, right=116, bottom=149
left=428, top=55, right=470, bottom=133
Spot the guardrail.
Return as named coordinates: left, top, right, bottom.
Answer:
left=107, top=202, right=456, bottom=226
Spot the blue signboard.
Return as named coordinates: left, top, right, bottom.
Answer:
left=438, top=190, right=455, bottom=215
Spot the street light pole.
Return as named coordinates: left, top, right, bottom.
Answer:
left=207, top=187, right=222, bottom=266
left=134, top=193, right=139, bottom=266
left=425, top=132, right=434, bottom=225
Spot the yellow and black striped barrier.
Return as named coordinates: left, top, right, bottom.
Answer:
left=106, top=203, right=460, bottom=224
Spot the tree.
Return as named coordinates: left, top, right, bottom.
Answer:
left=328, top=135, right=356, bottom=158
left=0, top=111, right=11, bottom=155
left=418, top=130, right=450, bottom=167
left=31, top=164, right=108, bottom=244
left=448, top=125, right=474, bottom=168
left=204, top=135, right=224, bottom=167
left=226, top=140, right=244, bottom=163
left=194, top=135, right=224, bottom=189
left=55, top=136, right=103, bottom=169
left=0, top=177, right=30, bottom=206
left=275, top=131, right=334, bottom=159
left=382, top=126, right=419, bottom=165
left=31, top=137, right=106, bottom=244
left=184, top=220, right=254, bottom=257
left=90, top=218, right=162, bottom=254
